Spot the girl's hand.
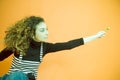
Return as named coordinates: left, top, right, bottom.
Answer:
left=96, top=31, right=106, bottom=38
left=96, top=27, right=110, bottom=38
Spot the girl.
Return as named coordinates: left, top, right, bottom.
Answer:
left=0, top=16, right=106, bottom=80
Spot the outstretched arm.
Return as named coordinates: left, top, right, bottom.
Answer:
left=83, top=31, right=106, bottom=43
left=45, top=29, right=109, bottom=53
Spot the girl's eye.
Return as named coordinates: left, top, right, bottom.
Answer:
left=39, top=28, right=45, bottom=32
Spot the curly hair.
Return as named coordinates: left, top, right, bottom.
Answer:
left=4, top=16, right=44, bottom=55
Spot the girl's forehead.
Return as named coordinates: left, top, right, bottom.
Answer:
left=36, top=22, right=47, bottom=28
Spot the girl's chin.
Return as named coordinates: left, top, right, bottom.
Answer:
left=40, top=39, right=48, bottom=42
left=34, top=38, right=48, bottom=42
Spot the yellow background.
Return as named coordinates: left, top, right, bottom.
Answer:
left=0, top=0, right=120, bottom=80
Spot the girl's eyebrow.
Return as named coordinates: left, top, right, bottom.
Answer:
left=40, top=28, right=44, bottom=29
left=40, top=27, right=48, bottom=30
left=40, top=27, right=44, bottom=29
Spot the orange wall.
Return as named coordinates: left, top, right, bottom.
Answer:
left=0, top=0, right=120, bottom=80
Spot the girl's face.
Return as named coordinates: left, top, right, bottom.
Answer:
left=34, top=22, right=48, bottom=42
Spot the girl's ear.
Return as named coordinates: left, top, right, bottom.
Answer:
left=29, top=33, right=35, bottom=40
left=32, top=36, right=35, bottom=40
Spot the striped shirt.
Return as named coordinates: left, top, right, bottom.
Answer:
left=8, top=55, right=40, bottom=78
left=8, top=43, right=43, bottom=79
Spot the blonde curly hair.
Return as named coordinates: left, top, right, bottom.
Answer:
left=4, top=16, right=44, bottom=55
